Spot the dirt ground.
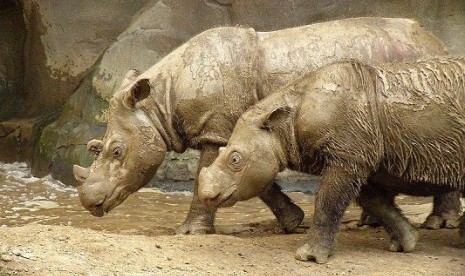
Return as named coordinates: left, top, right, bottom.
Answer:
left=1, top=188, right=464, bottom=276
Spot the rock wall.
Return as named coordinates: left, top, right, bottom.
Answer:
left=0, top=0, right=464, bottom=186
left=0, top=1, right=26, bottom=163
left=21, top=0, right=149, bottom=117
left=1, top=0, right=149, bottom=168
left=0, top=1, right=24, bottom=121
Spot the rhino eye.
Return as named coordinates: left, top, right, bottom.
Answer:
left=228, top=152, right=244, bottom=171
left=113, top=147, right=123, bottom=159
left=231, top=155, right=240, bottom=164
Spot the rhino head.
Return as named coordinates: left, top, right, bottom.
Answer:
left=73, top=69, right=168, bottom=217
left=198, top=105, right=293, bottom=208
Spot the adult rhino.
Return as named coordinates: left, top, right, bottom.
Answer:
left=73, top=17, right=460, bottom=234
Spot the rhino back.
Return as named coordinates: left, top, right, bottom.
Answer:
left=376, top=57, right=465, bottom=188
left=256, top=17, right=446, bottom=98
left=159, top=18, right=447, bottom=150
left=171, top=27, right=259, bottom=148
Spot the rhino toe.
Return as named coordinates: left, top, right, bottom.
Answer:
left=357, top=211, right=382, bottom=228
left=388, top=228, right=418, bottom=253
left=176, top=213, right=215, bottom=235
left=176, top=223, right=215, bottom=235
left=422, top=213, right=460, bottom=229
left=295, top=242, right=331, bottom=264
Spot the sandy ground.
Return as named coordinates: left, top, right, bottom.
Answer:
left=1, top=191, right=464, bottom=276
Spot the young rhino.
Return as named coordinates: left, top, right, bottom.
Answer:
left=198, top=56, right=465, bottom=263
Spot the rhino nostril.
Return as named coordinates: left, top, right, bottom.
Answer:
left=207, top=194, right=219, bottom=201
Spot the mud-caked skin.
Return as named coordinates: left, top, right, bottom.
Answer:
left=199, top=56, right=465, bottom=263
left=73, top=17, right=459, bottom=234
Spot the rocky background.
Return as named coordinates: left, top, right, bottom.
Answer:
left=0, top=0, right=464, bottom=187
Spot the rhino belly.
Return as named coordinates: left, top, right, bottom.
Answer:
left=368, top=170, right=457, bottom=197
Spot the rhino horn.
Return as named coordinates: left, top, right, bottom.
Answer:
left=73, top=165, right=90, bottom=186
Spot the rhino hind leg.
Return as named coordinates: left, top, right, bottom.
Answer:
left=358, top=185, right=418, bottom=252
left=422, top=191, right=462, bottom=230
left=259, top=182, right=305, bottom=233
left=359, top=192, right=462, bottom=230
left=459, top=214, right=465, bottom=246
left=357, top=209, right=382, bottom=228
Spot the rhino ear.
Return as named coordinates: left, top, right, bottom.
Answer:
left=124, top=78, right=151, bottom=108
left=259, top=106, right=292, bottom=131
left=87, top=139, right=103, bottom=157
left=121, top=69, right=140, bottom=87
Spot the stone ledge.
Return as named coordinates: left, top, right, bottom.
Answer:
left=0, top=115, right=57, bottom=163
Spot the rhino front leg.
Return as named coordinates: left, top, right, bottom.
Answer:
left=259, top=182, right=305, bottom=233
left=177, top=145, right=219, bottom=235
left=422, top=191, right=462, bottom=229
left=295, top=166, right=365, bottom=264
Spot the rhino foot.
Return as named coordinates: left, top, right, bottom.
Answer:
left=422, top=213, right=460, bottom=230
left=295, top=242, right=331, bottom=264
left=459, top=215, right=465, bottom=246
left=258, top=182, right=305, bottom=233
left=176, top=211, right=215, bottom=235
left=357, top=210, right=382, bottom=228
left=277, top=203, right=305, bottom=233
left=423, top=192, right=462, bottom=229
left=176, top=221, right=215, bottom=235
left=388, top=228, right=418, bottom=252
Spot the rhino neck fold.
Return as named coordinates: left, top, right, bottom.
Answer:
left=270, top=94, right=302, bottom=172
left=280, top=115, right=301, bottom=172
left=143, top=74, right=185, bottom=153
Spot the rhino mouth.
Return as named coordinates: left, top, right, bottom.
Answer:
left=94, top=185, right=131, bottom=216
left=89, top=203, right=105, bottom=217
left=89, top=198, right=118, bottom=217
left=86, top=185, right=124, bottom=217
left=215, top=185, right=237, bottom=208
left=87, top=195, right=107, bottom=217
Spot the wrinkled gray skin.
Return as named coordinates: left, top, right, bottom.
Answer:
left=199, top=57, right=465, bottom=263
left=73, top=17, right=460, bottom=234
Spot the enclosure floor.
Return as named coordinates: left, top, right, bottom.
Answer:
left=0, top=163, right=464, bottom=275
